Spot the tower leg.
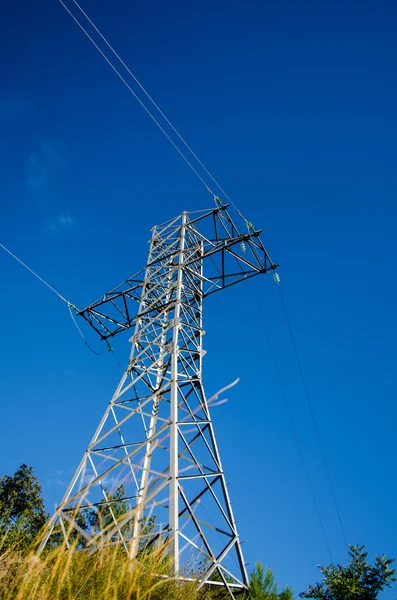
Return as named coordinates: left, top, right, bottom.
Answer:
left=38, top=210, right=250, bottom=597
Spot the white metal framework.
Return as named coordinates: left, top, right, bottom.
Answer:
left=38, top=204, right=277, bottom=597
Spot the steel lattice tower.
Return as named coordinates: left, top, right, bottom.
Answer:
left=39, top=204, right=277, bottom=597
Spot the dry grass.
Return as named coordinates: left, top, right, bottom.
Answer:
left=0, top=541, right=204, bottom=600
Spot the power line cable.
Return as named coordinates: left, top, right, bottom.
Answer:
left=57, top=0, right=212, bottom=194
left=68, top=303, right=101, bottom=355
left=276, top=284, right=349, bottom=548
left=0, top=242, right=70, bottom=304
left=58, top=0, right=249, bottom=223
left=252, top=283, right=334, bottom=562
left=0, top=241, right=101, bottom=355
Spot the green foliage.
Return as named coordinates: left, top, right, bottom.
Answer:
left=48, top=484, right=157, bottom=553
left=47, top=508, right=92, bottom=551
left=300, top=545, right=396, bottom=599
left=0, top=466, right=297, bottom=600
left=195, top=558, right=238, bottom=599
left=247, top=563, right=294, bottom=600
left=87, top=485, right=128, bottom=539
left=0, top=464, right=48, bottom=552
left=86, top=484, right=157, bottom=551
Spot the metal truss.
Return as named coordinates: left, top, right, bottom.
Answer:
left=38, top=204, right=277, bottom=597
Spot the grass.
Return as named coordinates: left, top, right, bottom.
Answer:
left=0, top=540, right=206, bottom=600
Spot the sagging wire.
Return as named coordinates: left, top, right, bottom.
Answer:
left=252, top=281, right=334, bottom=562
left=0, top=242, right=70, bottom=304
left=276, top=282, right=349, bottom=549
left=67, top=303, right=101, bottom=355
left=57, top=0, right=212, bottom=194
left=108, top=344, right=124, bottom=370
left=58, top=0, right=255, bottom=228
left=0, top=241, right=105, bottom=357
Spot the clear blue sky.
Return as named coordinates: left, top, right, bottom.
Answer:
left=1, top=0, right=396, bottom=596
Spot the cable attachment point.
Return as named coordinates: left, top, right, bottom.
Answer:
left=214, top=195, right=223, bottom=207
left=273, top=272, right=281, bottom=285
left=106, top=341, right=113, bottom=353
left=68, top=303, right=78, bottom=311
left=245, top=220, right=255, bottom=233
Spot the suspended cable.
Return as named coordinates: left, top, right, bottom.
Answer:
left=252, top=283, right=334, bottom=562
left=58, top=0, right=249, bottom=224
left=108, top=345, right=124, bottom=370
left=68, top=303, right=101, bottom=355
left=57, top=0, right=212, bottom=193
left=0, top=241, right=102, bottom=355
left=0, top=242, right=70, bottom=304
left=276, top=284, right=349, bottom=548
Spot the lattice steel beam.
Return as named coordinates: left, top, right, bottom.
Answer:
left=38, top=204, right=277, bottom=598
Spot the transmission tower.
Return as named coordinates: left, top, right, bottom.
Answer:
left=39, top=203, right=277, bottom=597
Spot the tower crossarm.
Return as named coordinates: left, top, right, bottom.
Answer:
left=77, top=205, right=278, bottom=340
left=77, top=274, right=146, bottom=339
left=39, top=203, right=276, bottom=595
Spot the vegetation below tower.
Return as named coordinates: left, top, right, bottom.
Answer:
left=0, top=465, right=394, bottom=599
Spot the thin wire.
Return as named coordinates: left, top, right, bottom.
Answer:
left=277, top=284, right=349, bottom=548
left=68, top=304, right=101, bottom=355
left=109, top=346, right=123, bottom=370
left=252, top=283, right=334, bottom=562
left=0, top=240, right=103, bottom=356
left=0, top=242, right=70, bottom=303
left=57, top=0, right=212, bottom=193
left=69, top=0, right=248, bottom=223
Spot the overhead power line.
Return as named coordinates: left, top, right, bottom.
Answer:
left=57, top=0, right=249, bottom=224
left=252, top=283, right=334, bottom=562
left=0, top=242, right=70, bottom=304
left=0, top=241, right=101, bottom=355
left=57, top=0, right=210, bottom=192
left=277, top=284, right=349, bottom=549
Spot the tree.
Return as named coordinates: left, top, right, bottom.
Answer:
left=300, top=545, right=396, bottom=599
left=248, top=563, right=294, bottom=600
left=48, top=484, right=157, bottom=552
left=86, top=484, right=157, bottom=552
left=0, top=464, right=48, bottom=551
left=87, top=485, right=128, bottom=538
left=199, top=562, right=293, bottom=599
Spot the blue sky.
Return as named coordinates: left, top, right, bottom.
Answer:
left=1, top=0, right=396, bottom=595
